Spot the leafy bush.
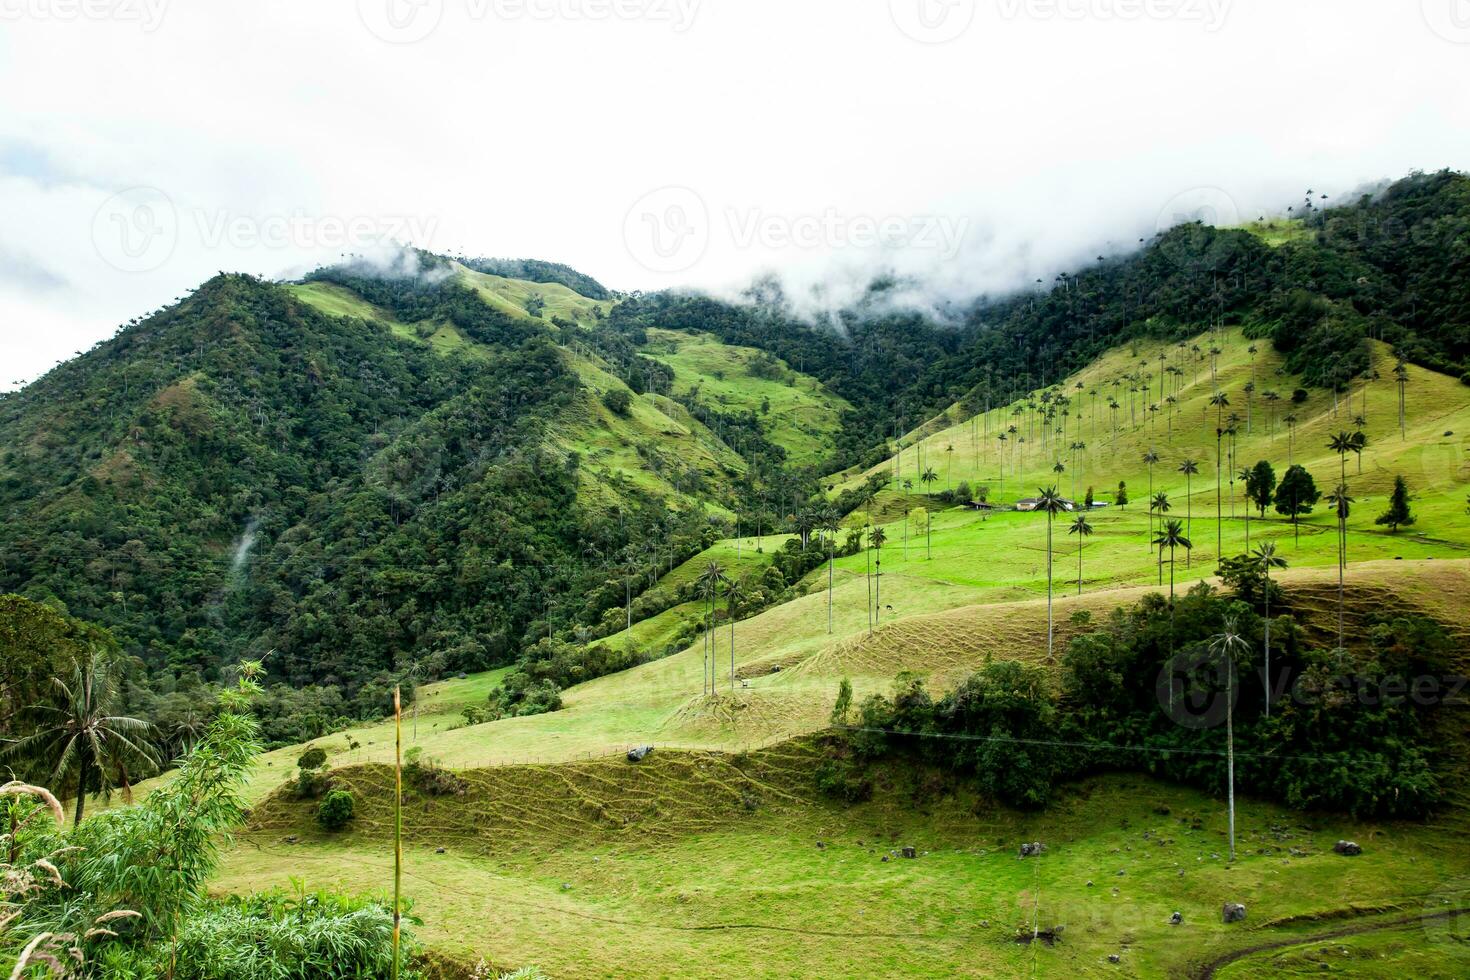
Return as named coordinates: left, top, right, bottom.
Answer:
left=147, top=888, right=412, bottom=980
left=298, top=746, right=328, bottom=770
left=317, top=789, right=355, bottom=830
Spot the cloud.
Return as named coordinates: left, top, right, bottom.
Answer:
left=2, top=0, right=1469, bottom=389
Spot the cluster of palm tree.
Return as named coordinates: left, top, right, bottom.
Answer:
left=3, top=646, right=158, bottom=826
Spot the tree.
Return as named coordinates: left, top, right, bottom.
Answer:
left=1152, top=519, right=1191, bottom=601
left=1210, top=393, right=1231, bottom=559
left=1328, top=431, right=1355, bottom=487
left=1068, top=513, right=1094, bottom=596
left=1274, top=465, right=1320, bottom=544
left=1142, top=450, right=1159, bottom=543
left=1150, top=492, right=1171, bottom=585
left=1376, top=476, right=1416, bottom=532
left=870, top=526, right=888, bottom=629
left=1178, top=459, right=1200, bottom=566
left=1208, top=617, right=1250, bottom=863
left=317, top=788, right=355, bottom=830
left=1246, top=460, right=1276, bottom=518
left=1115, top=481, right=1128, bottom=509
left=1253, top=542, right=1287, bottom=717
left=1037, top=486, right=1069, bottom=660
left=697, top=561, right=729, bottom=694
left=1236, top=467, right=1254, bottom=549
left=913, top=506, right=931, bottom=561
left=1326, top=483, right=1355, bottom=650
left=5, top=645, right=158, bottom=825
left=921, top=466, right=939, bottom=497
left=820, top=511, right=841, bottom=633
left=832, top=678, right=853, bottom=726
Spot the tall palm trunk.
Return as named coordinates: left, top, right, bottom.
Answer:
left=826, top=539, right=834, bottom=634
left=73, top=749, right=92, bottom=826
left=1226, top=672, right=1236, bottom=862
left=1046, top=513, right=1055, bottom=659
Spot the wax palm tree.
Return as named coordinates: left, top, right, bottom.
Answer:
left=1350, top=428, right=1367, bottom=476
left=1328, top=431, right=1355, bottom=487
left=1150, top=492, right=1171, bottom=585
left=1152, top=519, right=1191, bottom=601
left=1254, top=542, right=1287, bottom=717
left=945, top=444, right=955, bottom=493
left=6, top=646, right=158, bottom=825
left=1178, top=459, right=1200, bottom=567
left=698, top=561, right=729, bottom=694
left=1236, top=466, right=1255, bottom=550
left=1068, top=513, right=1094, bottom=596
left=1142, top=450, right=1160, bottom=549
left=1037, top=486, right=1069, bottom=660
left=819, top=511, right=841, bottom=634
left=1326, top=484, right=1355, bottom=650
left=1210, top=392, right=1230, bottom=559
left=870, top=526, right=888, bottom=629
left=1284, top=414, right=1298, bottom=463
left=726, top=580, right=742, bottom=690
left=1208, top=617, right=1250, bottom=863
left=921, top=466, right=939, bottom=497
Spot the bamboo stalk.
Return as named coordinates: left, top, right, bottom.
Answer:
left=392, top=685, right=402, bottom=980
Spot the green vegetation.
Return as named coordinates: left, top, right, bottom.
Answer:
left=4, top=172, right=1470, bottom=976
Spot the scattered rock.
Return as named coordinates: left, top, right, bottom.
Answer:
left=881, top=855, right=890, bottom=862
left=626, top=745, right=654, bottom=762
left=1222, top=903, right=1247, bottom=924
left=435, top=847, right=446, bottom=854
left=284, top=835, right=298, bottom=844
left=1170, top=912, right=1182, bottom=925
left=1116, top=869, right=1126, bottom=876
left=1086, top=881, right=1094, bottom=888
left=1109, top=954, right=1121, bottom=963
left=816, top=841, right=826, bottom=849
left=561, top=883, right=572, bottom=891
left=1019, top=842, right=1046, bottom=858
left=1333, top=840, right=1362, bottom=856
left=769, top=665, right=782, bottom=673
left=901, top=846, right=917, bottom=859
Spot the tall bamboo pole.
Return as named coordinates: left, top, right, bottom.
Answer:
left=392, top=686, right=403, bottom=980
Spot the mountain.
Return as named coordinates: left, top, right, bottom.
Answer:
left=2, top=170, right=1467, bottom=717
left=0, top=257, right=843, bottom=706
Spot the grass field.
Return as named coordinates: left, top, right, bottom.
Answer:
left=222, top=744, right=1470, bottom=978
left=640, top=328, right=850, bottom=468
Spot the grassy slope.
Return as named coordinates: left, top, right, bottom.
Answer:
left=284, top=281, right=480, bottom=355
left=549, top=348, right=745, bottom=515
left=451, top=263, right=614, bottom=326
left=640, top=327, right=851, bottom=468
left=838, top=328, right=1470, bottom=580
left=225, top=742, right=1470, bottom=978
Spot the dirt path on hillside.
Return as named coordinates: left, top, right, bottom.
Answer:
left=1191, top=906, right=1470, bottom=978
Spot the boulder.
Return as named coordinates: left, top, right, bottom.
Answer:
left=1019, top=841, right=1046, bottom=858
left=901, top=846, right=917, bottom=859
left=1333, top=840, right=1362, bottom=856
left=626, top=745, right=654, bottom=762
left=1222, top=903, right=1247, bottom=924
left=1108, top=954, right=1121, bottom=963
left=1169, top=912, right=1182, bottom=925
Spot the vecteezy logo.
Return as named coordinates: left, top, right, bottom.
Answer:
left=889, top=0, right=975, bottom=43
left=92, top=187, right=178, bottom=274
left=357, top=0, right=443, bottom=43
left=1153, top=186, right=1240, bottom=273
left=1155, top=646, right=1238, bottom=731
left=623, top=186, right=709, bottom=274
left=1421, top=876, right=1470, bottom=946
left=1422, top=0, right=1470, bottom=43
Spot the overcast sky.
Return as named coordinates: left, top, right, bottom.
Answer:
left=3, top=0, right=1469, bottom=389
